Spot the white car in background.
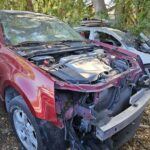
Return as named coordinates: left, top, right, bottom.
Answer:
left=75, top=25, right=150, bottom=69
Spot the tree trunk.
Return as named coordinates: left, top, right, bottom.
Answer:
left=26, top=0, right=34, bottom=11
left=92, top=0, right=107, bottom=18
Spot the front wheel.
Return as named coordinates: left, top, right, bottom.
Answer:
left=9, top=95, right=66, bottom=150
left=144, top=64, right=150, bottom=73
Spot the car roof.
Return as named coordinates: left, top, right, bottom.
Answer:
left=75, top=26, right=124, bottom=41
left=0, top=10, right=57, bottom=24
left=0, top=10, right=56, bottom=19
left=0, top=10, right=45, bottom=15
left=75, top=26, right=119, bottom=32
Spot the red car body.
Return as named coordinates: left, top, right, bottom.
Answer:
left=0, top=25, right=143, bottom=128
left=0, top=10, right=150, bottom=150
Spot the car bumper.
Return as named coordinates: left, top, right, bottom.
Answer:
left=96, top=88, right=150, bottom=141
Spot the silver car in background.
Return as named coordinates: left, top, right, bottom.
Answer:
left=75, top=25, right=150, bottom=69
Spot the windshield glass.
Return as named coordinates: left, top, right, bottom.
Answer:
left=1, top=13, right=84, bottom=45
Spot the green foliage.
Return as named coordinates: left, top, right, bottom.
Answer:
left=0, top=0, right=27, bottom=10
left=0, top=0, right=94, bottom=26
left=114, top=0, right=150, bottom=34
left=1, top=0, right=150, bottom=34
left=95, top=10, right=108, bottom=20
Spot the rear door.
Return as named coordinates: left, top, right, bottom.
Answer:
left=78, top=29, right=91, bottom=40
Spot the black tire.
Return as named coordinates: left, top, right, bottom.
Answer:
left=144, top=64, right=150, bottom=72
left=9, top=95, right=66, bottom=150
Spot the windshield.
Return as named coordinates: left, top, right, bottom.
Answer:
left=1, top=13, right=84, bottom=45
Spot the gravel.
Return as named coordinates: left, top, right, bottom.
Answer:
left=0, top=108, right=19, bottom=150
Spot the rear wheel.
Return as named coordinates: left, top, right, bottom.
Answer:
left=8, top=95, right=66, bottom=150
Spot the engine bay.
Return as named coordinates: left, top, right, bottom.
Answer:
left=28, top=47, right=130, bottom=84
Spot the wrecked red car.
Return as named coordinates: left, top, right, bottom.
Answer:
left=0, top=10, right=150, bottom=150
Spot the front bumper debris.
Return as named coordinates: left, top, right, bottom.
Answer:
left=96, top=88, right=150, bottom=141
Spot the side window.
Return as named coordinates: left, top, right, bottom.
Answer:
left=79, top=30, right=90, bottom=39
left=95, top=32, right=121, bottom=46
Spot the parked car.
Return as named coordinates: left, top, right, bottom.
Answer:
left=0, top=10, right=150, bottom=150
left=75, top=23, right=150, bottom=70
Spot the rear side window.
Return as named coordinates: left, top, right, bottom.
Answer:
left=79, top=30, right=90, bottom=39
left=95, top=32, right=122, bottom=47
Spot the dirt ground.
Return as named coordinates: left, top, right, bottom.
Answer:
left=0, top=105, right=150, bottom=150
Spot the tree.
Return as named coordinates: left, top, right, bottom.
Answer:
left=0, top=0, right=94, bottom=26
left=115, top=0, right=150, bottom=34
left=26, top=0, right=34, bottom=11
left=92, top=0, right=108, bottom=19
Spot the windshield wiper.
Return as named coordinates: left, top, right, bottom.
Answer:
left=59, top=40, right=86, bottom=43
left=13, top=40, right=86, bottom=47
left=13, top=41, right=48, bottom=47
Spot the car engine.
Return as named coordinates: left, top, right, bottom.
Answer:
left=30, top=48, right=129, bottom=84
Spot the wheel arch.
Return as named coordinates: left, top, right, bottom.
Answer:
left=4, top=83, right=36, bottom=116
left=2, top=79, right=63, bottom=128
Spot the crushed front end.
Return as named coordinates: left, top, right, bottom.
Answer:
left=18, top=41, right=150, bottom=149
left=51, top=45, right=150, bottom=149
